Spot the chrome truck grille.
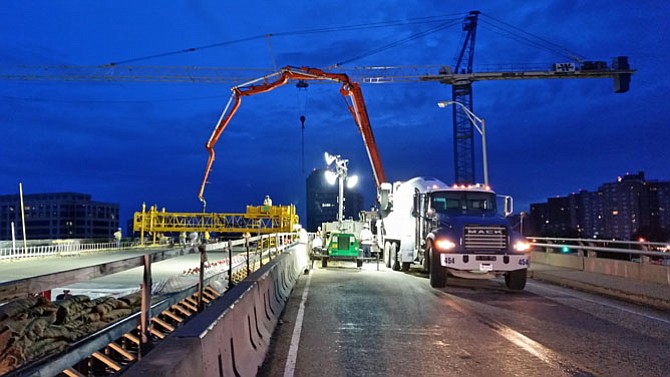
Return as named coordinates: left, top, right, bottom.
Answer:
left=463, top=225, right=507, bottom=251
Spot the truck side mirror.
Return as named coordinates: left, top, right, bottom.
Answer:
left=378, top=182, right=392, bottom=212
left=503, top=196, right=513, bottom=217
left=412, top=190, right=420, bottom=217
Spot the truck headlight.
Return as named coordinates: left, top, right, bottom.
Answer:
left=513, top=241, right=531, bottom=252
left=435, top=239, right=456, bottom=251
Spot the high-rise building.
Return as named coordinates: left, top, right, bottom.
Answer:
left=306, top=169, right=364, bottom=232
left=598, top=172, right=649, bottom=240
left=569, top=190, right=604, bottom=238
left=528, top=202, right=548, bottom=236
left=545, top=196, right=572, bottom=237
left=0, top=192, right=119, bottom=240
left=652, top=181, right=670, bottom=238
left=528, top=172, right=670, bottom=241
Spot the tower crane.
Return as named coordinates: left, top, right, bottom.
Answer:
left=433, top=10, right=633, bottom=184
left=0, top=11, right=635, bottom=187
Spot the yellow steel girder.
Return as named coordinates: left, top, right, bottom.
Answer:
left=133, top=204, right=298, bottom=235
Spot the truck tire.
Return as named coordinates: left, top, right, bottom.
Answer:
left=505, top=269, right=527, bottom=291
left=322, top=257, right=328, bottom=268
left=401, top=262, right=411, bottom=271
left=384, top=242, right=392, bottom=268
left=428, top=243, right=446, bottom=288
left=391, top=243, right=400, bottom=271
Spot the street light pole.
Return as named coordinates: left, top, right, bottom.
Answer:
left=520, top=211, right=527, bottom=235
left=337, top=168, right=344, bottom=228
left=480, top=118, right=488, bottom=188
left=437, top=101, right=489, bottom=187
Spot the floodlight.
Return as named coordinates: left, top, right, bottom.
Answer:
left=324, top=152, right=336, bottom=166
left=346, top=175, right=358, bottom=188
left=324, top=170, right=338, bottom=185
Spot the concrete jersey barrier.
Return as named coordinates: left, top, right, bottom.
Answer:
left=530, top=251, right=670, bottom=286
left=122, top=245, right=307, bottom=376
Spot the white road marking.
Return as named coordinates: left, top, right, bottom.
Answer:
left=494, top=323, right=564, bottom=367
left=438, top=290, right=591, bottom=374
left=283, top=270, right=313, bottom=377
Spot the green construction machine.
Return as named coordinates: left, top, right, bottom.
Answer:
left=312, top=219, right=362, bottom=268
left=312, top=211, right=380, bottom=268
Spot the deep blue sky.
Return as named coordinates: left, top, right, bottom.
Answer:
left=1, top=1, right=669, bottom=226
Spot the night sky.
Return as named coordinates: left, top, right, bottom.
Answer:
left=1, top=1, right=668, bottom=226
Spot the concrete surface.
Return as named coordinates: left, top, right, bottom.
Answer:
left=530, top=262, right=670, bottom=311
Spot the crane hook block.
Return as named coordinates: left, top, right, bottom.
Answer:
left=296, top=80, right=309, bottom=89
left=300, top=115, right=306, bottom=127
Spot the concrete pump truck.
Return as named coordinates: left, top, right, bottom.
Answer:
left=196, top=66, right=387, bottom=268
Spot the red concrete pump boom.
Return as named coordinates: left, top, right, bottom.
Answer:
left=198, top=65, right=386, bottom=207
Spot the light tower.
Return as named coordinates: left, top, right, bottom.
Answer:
left=324, top=152, right=358, bottom=229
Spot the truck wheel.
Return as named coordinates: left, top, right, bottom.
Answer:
left=322, top=257, right=328, bottom=268
left=384, top=242, right=391, bottom=268
left=428, top=244, right=446, bottom=288
left=391, top=243, right=400, bottom=271
left=422, top=244, right=430, bottom=273
left=401, top=262, right=411, bottom=271
left=505, top=269, right=527, bottom=291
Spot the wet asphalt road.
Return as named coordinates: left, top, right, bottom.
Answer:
left=259, top=261, right=670, bottom=377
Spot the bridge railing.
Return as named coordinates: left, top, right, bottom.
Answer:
left=529, top=237, right=670, bottom=286
left=530, top=237, right=670, bottom=265
left=0, top=241, right=137, bottom=261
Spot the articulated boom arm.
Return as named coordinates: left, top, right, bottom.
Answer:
left=198, top=65, right=386, bottom=206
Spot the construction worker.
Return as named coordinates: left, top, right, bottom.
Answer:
left=180, top=232, right=187, bottom=246
left=263, top=195, right=272, bottom=207
left=359, top=224, right=373, bottom=258
left=56, top=289, right=72, bottom=300
left=204, top=231, right=211, bottom=243
left=113, top=228, right=122, bottom=248
left=189, top=232, right=199, bottom=247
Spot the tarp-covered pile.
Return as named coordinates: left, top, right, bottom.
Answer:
left=0, top=293, right=141, bottom=374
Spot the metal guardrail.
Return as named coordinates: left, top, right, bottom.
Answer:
left=0, top=241, right=135, bottom=261
left=530, top=237, right=670, bottom=265
left=0, top=231, right=294, bottom=261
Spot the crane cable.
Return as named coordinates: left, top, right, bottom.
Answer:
left=479, top=14, right=586, bottom=62
left=296, top=80, right=309, bottom=174
left=331, top=18, right=463, bottom=67
left=107, top=13, right=466, bottom=66
left=265, top=34, right=278, bottom=72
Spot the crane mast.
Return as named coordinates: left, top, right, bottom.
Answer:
left=452, top=10, right=480, bottom=185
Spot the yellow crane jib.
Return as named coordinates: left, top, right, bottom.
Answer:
left=133, top=203, right=298, bottom=236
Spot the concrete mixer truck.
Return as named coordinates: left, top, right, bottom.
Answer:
left=377, top=177, right=530, bottom=290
